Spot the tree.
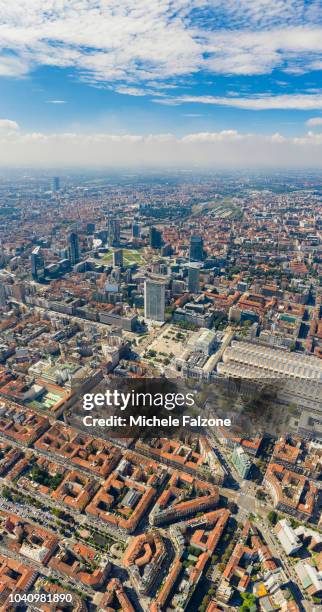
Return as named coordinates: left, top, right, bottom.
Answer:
left=256, top=489, right=266, bottom=500
left=2, top=485, right=12, bottom=500
left=240, top=592, right=257, bottom=612
left=267, top=510, right=278, bottom=526
left=188, top=545, right=201, bottom=556
left=52, top=507, right=64, bottom=519
left=227, top=501, right=238, bottom=514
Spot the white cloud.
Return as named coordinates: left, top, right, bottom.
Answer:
left=0, top=54, right=29, bottom=77
left=194, top=0, right=322, bottom=31
left=47, top=100, right=67, bottom=104
left=0, top=119, right=19, bottom=131
left=202, top=27, right=322, bottom=75
left=182, top=130, right=244, bottom=142
left=306, top=116, right=322, bottom=126
left=292, top=130, right=322, bottom=144
left=268, top=132, right=286, bottom=143
left=114, top=87, right=147, bottom=97
left=0, top=1, right=320, bottom=92
left=158, top=93, right=322, bottom=110
left=0, top=1, right=202, bottom=84
left=0, top=125, right=321, bottom=167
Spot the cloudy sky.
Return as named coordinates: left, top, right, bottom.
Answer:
left=1, top=0, right=322, bottom=167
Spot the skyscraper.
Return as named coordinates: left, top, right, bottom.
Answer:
left=188, top=265, right=200, bottom=293
left=113, top=249, right=123, bottom=267
left=144, top=279, right=165, bottom=322
left=149, top=226, right=163, bottom=249
left=132, top=222, right=141, bottom=239
left=108, top=218, right=121, bottom=247
left=189, top=235, right=204, bottom=262
left=31, top=246, right=45, bottom=280
left=0, top=284, right=6, bottom=307
left=52, top=176, right=60, bottom=192
left=87, top=222, right=95, bottom=234
left=69, top=232, right=80, bottom=265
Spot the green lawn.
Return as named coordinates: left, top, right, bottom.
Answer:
left=102, top=248, right=145, bottom=266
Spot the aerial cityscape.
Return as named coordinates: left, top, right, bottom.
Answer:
left=1, top=1, right=322, bottom=611
left=0, top=169, right=321, bottom=612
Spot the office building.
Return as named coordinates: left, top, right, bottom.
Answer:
left=188, top=265, right=200, bottom=293
left=108, top=218, right=121, bottom=247
left=232, top=445, right=252, bottom=479
left=237, top=281, right=248, bottom=292
left=113, top=249, right=123, bottom=267
left=0, top=284, right=6, bottom=307
left=87, top=222, right=95, bottom=234
left=275, top=519, right=302, bottom=556
left=161, top=243, right=172, bottom=257
left=149, top=226, right=163, bottom=249
left=132, top=223, right=141, bottom=239
left=295, top=561, right=322, bottom=597
left=144, top=279, right=165, bottom=323
left=69, top=232, right=80, bottom=266
left=172, top=280, right=186, bottom=295
left=189, top=235, right=204, bottom=261
left=52, top=176, right=60, bottom=192
left=31, top=246, right=45, bottom=281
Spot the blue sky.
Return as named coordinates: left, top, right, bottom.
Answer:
left=0, top=0, right=322, bottom=166
left=3, top=65, right=322, bottom=137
